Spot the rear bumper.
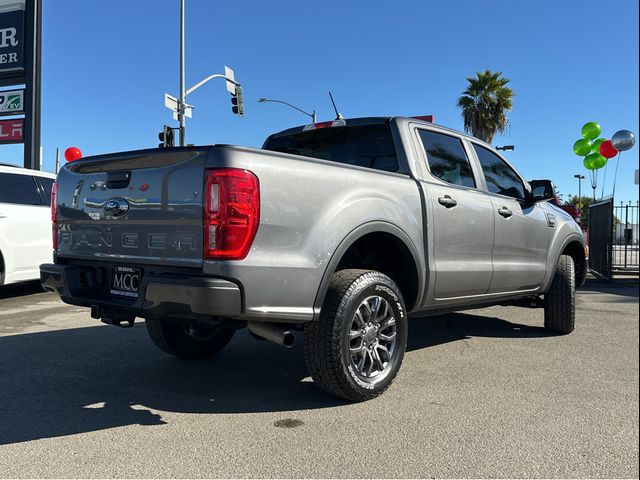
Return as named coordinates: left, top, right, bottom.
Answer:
left=40, top=263, right=242, bottom=319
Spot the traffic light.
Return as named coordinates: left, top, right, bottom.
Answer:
left=231, top=85, right=244, bottom=116
left=158, top=125, right=174, bottom=148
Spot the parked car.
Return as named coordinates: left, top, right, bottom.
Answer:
left=41, top=116, right=587, bottom=401
left=0, top=164, right=56, bottom=286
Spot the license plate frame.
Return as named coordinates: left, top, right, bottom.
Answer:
left=110, top=266, right=142, bottom=298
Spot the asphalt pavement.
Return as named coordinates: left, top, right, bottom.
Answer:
left=0, top=277, right=638, bottom=478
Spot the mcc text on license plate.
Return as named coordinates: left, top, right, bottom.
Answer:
left=111, top=266, right=142, bottom=298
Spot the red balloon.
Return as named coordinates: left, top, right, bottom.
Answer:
left=599, top=140, right=618, bottom=159
left=64, top=147, right=83, bottom=162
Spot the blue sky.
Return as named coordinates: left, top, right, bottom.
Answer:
left=3, top=0, right=639, bottom=202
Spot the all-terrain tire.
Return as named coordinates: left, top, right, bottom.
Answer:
left=145, top=318, right=235, bottom=359
left=304, top=269, right=408, bottom=402
left=544, top=254, right=576, bottom=334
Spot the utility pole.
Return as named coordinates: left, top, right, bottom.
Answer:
left=178, top=0, right=186, bottom=146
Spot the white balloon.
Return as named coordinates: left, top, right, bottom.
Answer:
left=611, top=130, right=636, bottom=152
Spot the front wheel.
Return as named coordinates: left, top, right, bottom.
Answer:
left=304, top=269, right=408, bottom=402
left=544, top=255, right=576, bottom=334
left=145, top=318, right=235, bottom=359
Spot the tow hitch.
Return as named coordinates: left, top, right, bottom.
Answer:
left=91, top=305, right=135, bottom=328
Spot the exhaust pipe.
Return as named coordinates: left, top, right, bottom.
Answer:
left=248, top=322, right=295, bottom=348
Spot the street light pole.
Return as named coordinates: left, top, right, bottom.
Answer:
left=178, top=0, right=186, bottom=146
left=574, top=174, right=585, bottom=209
left=186, top=74, right=238, bottom=96
left=257, top=98, right=316, bottom=123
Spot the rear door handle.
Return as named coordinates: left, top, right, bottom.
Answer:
left=498, top=207, right=513, bottom=218
left=438, top=195, right=457, bottom=208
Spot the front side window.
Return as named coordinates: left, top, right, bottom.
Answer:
left=0, top=172, right=42, bottom=205
left=473, top=144, right=526, bottom=200
left=417, top=129, right=476, bottom=188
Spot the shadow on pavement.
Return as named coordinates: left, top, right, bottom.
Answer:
left=0, top=281, right=45, bottom=300
left=407, top=312, right=551, bottom=352
left=579, top=276, right=639, bottom=301
left=0, top=312, right=553, bottom=446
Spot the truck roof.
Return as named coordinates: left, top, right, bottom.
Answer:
left=0, top=163, right=56, bottom=178
left=267, top=116, right=495, bottom=150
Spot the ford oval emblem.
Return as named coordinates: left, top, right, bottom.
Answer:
left=104, top=197, right=130, bottom=217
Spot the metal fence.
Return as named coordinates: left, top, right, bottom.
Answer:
left=588, top=199, right=613, bottom=278
left=612, top=201, right=639, bottom=272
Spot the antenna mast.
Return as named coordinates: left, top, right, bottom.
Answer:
left=328, top=92, right=344, bottom=120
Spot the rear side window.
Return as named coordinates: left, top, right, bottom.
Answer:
left=417, top=129, right=476, bottom=188
left=263, top=124, right=399, bottom=172
left=38, top=177, right=55, bottom=206
left=0, top=172, right=42, bottom=206
left=473, top=144, right=526, bottom=200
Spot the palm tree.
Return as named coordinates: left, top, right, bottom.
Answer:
left=457, top=70, right=514, bottom=144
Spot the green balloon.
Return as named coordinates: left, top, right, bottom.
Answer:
left=582, top=122, right=602, bottom=140
left=584, top=152, right=607, bottom=170
left=573, top=138, right=593, bottom=156
left=583, top=156, right=595, bottom=170
left=591, top=138, right=606, bottom=153
left=592, top=154, right=607, bottom=169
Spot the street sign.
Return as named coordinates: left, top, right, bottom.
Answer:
left=0, top=117, right=23, bottom=143
left=0, top=87, right=22, bottom=115
left=164, top=92, right=191, bottom=118
left=635, top=169, right=638, bottom=185
left=164, top=92, right=178, bottom=111
left=224, top=66, right=235, bottom=94
left=172, top=110, right=193, bottom=120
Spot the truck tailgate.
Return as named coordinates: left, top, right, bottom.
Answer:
left=55, top=148, right=208, bottom=268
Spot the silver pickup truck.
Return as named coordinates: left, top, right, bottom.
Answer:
left=41, top=116, right=586, bottom=401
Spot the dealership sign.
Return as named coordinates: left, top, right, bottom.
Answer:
left=0, top=87, right=22, bottom=114
left=0, top=117, right=23, bottom=143
left=0, top=0, right=41, bottom=168
left=0, top=5, right=24, bottom=76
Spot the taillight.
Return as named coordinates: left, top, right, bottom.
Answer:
left=302, top=119, right=347, bottom=131
left=51, top=181, right=59, bottom=250
left=412, top=115, right=435, bottom=122
left=204, top=169, right=259, bottom=260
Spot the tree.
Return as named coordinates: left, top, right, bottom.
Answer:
left=566, top=196, right=621, bottom=234
left=567, top=195, right=594, bottom=229
left=457, top=70, right=514, bottom=144
left=554, top=185, right=564, bottom=204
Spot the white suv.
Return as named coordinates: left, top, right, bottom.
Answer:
left=0, top=164, right=56, bottom=286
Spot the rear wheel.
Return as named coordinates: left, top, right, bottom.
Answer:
left=304, top=269, right=408, bottom=402
left=544, top=255, right=576, bottom=334
left=145, top=318, right=235, bottom=359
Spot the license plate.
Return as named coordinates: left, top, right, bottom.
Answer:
left=110, top=266, right=142, bottom=298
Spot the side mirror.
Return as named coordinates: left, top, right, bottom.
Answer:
left=529, top=179, right=556, bottom=203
